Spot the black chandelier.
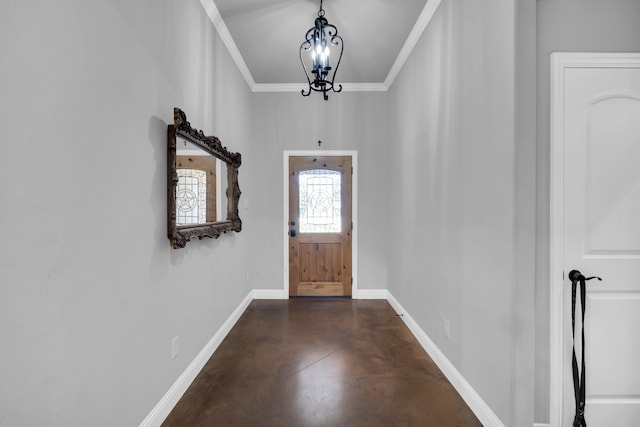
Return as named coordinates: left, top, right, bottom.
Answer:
left=299, top=0, right=343, bottom=101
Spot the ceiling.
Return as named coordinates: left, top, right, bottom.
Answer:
left=202, top=0, right=440, bottom=92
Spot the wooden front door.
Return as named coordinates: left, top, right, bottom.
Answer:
left=288, top=156, right=352, bottom=297
left=553, top=53, right=640, bottom=426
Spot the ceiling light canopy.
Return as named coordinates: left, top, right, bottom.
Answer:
left=299, top=0, right=343, bottom=101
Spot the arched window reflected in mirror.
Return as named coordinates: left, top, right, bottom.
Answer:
left=176, top=168, right=208, bottom=225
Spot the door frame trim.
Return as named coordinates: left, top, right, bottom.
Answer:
left=549, top=52, right=640, bottom=426
left=283, top=150, right=358, bottom=299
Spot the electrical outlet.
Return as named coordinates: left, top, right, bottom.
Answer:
left=171, top=336, right=179, bottom=359
left=443, top=319, right=450, bottom=339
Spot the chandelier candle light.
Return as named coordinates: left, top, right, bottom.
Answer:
left=299, top=0, right=343, bottom=100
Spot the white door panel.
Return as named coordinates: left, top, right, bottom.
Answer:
left=586, top=295, right=640, bottom=395
left=586, top=404, right=640, bottom=427
left=585, top=95, right=640, bottom=255
left=554, top=54, right=640, bottom=427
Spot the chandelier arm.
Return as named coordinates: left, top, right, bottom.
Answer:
left=299, top=39, right=313, bottom=96
left=303, top=26, right=315, bottom=43
left=329, top=34, right=343, bottom=93
left=324, top=23, right=338, bottom=37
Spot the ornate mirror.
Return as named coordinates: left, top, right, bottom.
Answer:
left=168, top=108, right=241, bottom=249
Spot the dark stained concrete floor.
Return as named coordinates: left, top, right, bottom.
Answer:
left=162, top=299, right=482, bottom=426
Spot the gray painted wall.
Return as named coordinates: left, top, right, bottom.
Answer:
left=385, top=1, right=535, bottom=425
left=0, top=1, right=253, bottom=425
left=247, top=92, right=391, bottom=292
left=535, top=0, right=640, bottom=421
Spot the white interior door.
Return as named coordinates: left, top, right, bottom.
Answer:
left=552, top=53, right=640, bottom=427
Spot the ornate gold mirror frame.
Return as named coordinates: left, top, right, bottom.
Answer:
left=168, top=108, right=241, bottom=249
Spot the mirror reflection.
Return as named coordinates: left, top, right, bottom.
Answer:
left=167, top=108, right=241, bottom=249
left=175, top=137, right=227, bottom=226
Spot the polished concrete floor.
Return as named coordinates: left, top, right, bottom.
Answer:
left=162, top=299, right=482, bottom=426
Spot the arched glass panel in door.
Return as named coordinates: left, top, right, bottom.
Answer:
left=298, top=169, right=341, bottom=233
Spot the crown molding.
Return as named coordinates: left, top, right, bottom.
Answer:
left=340, top=83, right=389, bottom=92
left=253, top=82, right=389, bottom=93
left=202, top=0, right=442, bottom=93
left=199, top=0, right=256, bottom=91
left=384, top=0, right=443, bottom=88
left=252, top=83, right=305, bottom=93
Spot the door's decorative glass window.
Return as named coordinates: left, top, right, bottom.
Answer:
left=299, top=169, right=341, bottom=233
left=176, top=169, right=207, bottom=225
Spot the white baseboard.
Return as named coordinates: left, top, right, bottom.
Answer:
left=138, top=292, right=254, bottom=427
left=533, top=424, right=550, bottom=427
left=386, top=292, right=506, bottom=427
left=251, top=289, right=285, bottom=299
left=250, top=288, right=390, bottom=300
left=353, top=288, right=389, bottom=299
